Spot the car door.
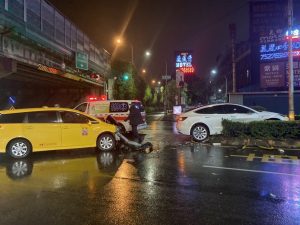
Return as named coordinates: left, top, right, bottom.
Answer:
left=60, top=111, right=96, bottom=148
left=23, top=111, right=61, bottom=150
left=194, top=105, right=228, bottom=134
left=224, top=105, right=259, bottom=122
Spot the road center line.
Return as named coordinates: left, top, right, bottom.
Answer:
left=203, top=165, right=300, bottom=177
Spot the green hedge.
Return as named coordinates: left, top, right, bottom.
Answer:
left=222, top=120, right=300, bottom=139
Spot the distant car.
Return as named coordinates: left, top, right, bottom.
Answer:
left=176, top=103, right=289, bottom=142
left=0, top=107, right=117, bottom=158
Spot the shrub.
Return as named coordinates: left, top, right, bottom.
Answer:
left=222, top=120, right=300, bottom=139
left=222, top=120, right=250, bottom=137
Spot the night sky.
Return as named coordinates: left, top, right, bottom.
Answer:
left=48, top=0, right=249, bottom=81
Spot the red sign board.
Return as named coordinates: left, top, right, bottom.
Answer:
left=260, top=62, right=285, bottom=88
left=37, top=64, right=62, bottom=75
left=179, top=67, right=195, bottom=74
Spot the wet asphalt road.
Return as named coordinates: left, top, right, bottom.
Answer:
left=0, top=113, right=299, bottom=225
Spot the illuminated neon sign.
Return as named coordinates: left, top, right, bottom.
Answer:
left=37, top=64, right=62, bottom=74
left=260, top=41, right=300, bottom=60
left=175, top=51, right=195, bottom=74
left=285, top=29, right=300, bottom=39
left=180, top=67, right=195, bottom=74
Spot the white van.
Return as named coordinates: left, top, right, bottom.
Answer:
left=74, top=100, right=147, bottom=133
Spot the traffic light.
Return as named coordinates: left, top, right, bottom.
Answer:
left=122, top=72, right=130, bottom=81
left=123, top=74, right=129, bottom=80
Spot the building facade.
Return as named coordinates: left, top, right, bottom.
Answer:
left=228, top=0, right=300, bottom=115
left=0, top=0, right=110, bottom=108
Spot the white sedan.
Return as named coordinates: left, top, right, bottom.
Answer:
left=176, top=103, right=289, bottom=142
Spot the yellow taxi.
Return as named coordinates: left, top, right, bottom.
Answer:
left=0, top=107, right=117, bottom=158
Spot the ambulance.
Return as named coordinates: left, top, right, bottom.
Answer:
left=74, top=99, right=147, bottom=133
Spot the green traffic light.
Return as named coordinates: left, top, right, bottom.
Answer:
left=124, top=75, right=129, bottom=80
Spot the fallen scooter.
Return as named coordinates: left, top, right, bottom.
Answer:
left=105, top=115, right=153, bottom=153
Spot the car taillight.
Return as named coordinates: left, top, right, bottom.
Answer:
left=177, top=117, right=187, bottom=121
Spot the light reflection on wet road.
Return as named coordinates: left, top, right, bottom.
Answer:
left=0, top=114, right=299, bottom=225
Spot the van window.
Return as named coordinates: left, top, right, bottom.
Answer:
left=27, top=111, right=59, bottom=123
left=0, top=113, right=25, bottom=123
left=109, top=102, right=129, bottom=113
left=75, top=103, right=88, bottom=112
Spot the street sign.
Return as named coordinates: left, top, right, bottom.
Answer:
left=76, top=52, right=88, bottom=70
left=162, top=75, right=171, bottom=80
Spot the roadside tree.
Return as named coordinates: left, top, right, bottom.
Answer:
left=111, top=60, right=137, bottom=99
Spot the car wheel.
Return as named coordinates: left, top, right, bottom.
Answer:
left=7, top=139, right=32, bottom=159
left=97, top=134, right=115, bottom=151
left=191, top=124, right=209, bottom=142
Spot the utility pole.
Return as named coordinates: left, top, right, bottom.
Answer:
left=229, top=24, right=236, bottom=93
left=288, top=0, right=295, bottom=121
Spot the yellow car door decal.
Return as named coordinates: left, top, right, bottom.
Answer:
left=82, top=128, right=88, bottom=136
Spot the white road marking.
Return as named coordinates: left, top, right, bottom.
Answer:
left=203, top=165, right=300, bottom=177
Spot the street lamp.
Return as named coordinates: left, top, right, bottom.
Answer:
left=145, top=51, right=151, bottom=57
left=210, top=68, right=228, bottom=101
left=152, top=80, right=156, bottom=84
left=116, top=38, right=122, bottom=44
left=142, top=69, right=146, bottom=74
